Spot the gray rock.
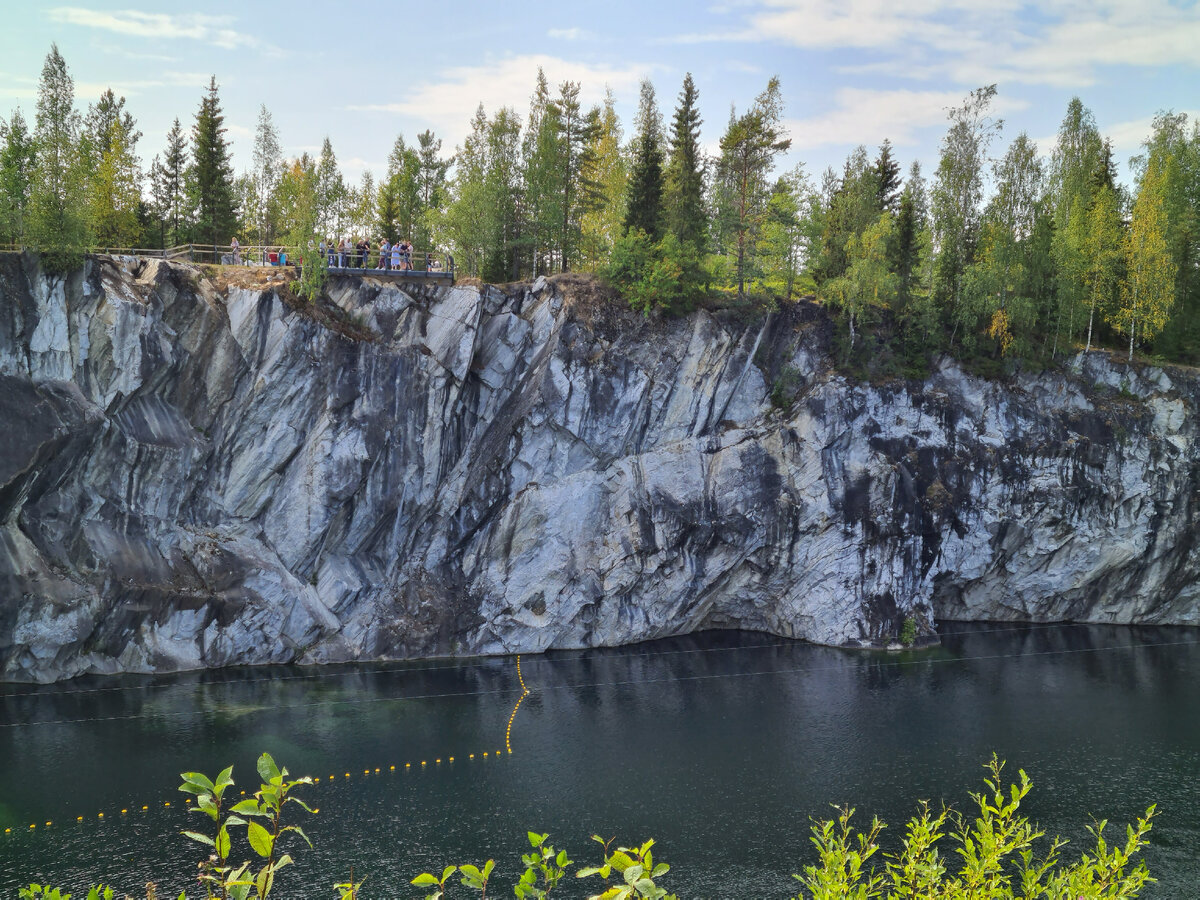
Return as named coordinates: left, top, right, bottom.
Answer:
left=0, top=253, right=1197, bottom=682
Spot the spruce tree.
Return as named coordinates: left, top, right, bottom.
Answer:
left=186, top=76, right=238, bottom=250
left=874, top=139, right=901, bottom=211
left=161, top=118, right=188, bottom=246
left=623, top=79, right=665, bottom=240
left=28, top=43, right=88, bottom=271
left=664, top=73, right=706, bottom=250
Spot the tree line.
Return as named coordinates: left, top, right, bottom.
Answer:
left=1, top=44, right=1196, bottom=366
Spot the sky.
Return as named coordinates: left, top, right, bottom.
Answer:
left=1, top=1, right=1199, bottom=190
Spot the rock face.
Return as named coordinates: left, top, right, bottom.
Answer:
left=1, top=254, right=1197, bottom=682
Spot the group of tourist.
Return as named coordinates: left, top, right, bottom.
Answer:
left=227, top=237, right=445, bottom=273
left=310, top=237, right=421, bottom=271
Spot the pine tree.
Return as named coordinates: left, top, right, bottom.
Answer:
left=623, top=79, right=665, bottom=240
left=715, top=77, right=790, bottom=295
left=186, top=76, right=238, bottom=250
left=664, top=73, right=706, bottom=250
left=0, top=109, right=36, bottom=244
left=28, top=43, right=88, bottom=271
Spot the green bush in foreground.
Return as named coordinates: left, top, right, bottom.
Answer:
left=20, top=755, right=1156, bottom=899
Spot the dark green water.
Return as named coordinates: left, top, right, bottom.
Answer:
left=2, top=623, right=1198, bottom=898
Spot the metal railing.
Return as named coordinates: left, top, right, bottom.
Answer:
left=0, top=242, right=456, bottom=280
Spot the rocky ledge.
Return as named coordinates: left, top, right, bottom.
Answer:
left=0, top=253, right=1196, bottom=682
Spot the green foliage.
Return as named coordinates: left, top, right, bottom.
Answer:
left=663, top=74, right=706, bottom=251
left=624, top=80, right=665, bottom=241
left=771, top=365, right=804, bottom=409
left=186, top=77, right=238, bottom=249
left=607, top=229, right=705, bottom=315
left=0, top=108, right=36, bottom=244
left=27, top=43, right=87, bottom=273
left=899, top=617, right=917, bottom=646
left=715, top=76, right=791, bottom=295
left=793, top=755, right=1156, bottom=899
left=577, top=836, right=675, bottom=900
left=178, top=751, right=315, bottom=900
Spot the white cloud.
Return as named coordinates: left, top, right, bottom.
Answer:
left=670, top=0, right=1200, bottom=89
left=547, top=27, right=588, bottom=40
left=47, top=7, right=280, bottom=53
left=348, top=54, right=656, bottom=147
left=1103, top=110, right=1200, bottom=159
left=785, top=87, right=1028, bottom=149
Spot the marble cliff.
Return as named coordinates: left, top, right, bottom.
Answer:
left=1, top=253, right=1196, bottom=681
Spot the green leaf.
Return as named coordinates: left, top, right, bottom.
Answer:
left=257, top=753, right=281, bottom=784
left=274, top=854, right=292, bottom=872
left=247, top=821, right=273, bottom=858
left=230, top=799, right=266, bottom=816
left=215, top=825, right=231, bottom=860
left=528, top=831, right=546, bottom=847
left=285, top=796, right=315, bottom=814
left=181, top=830, right=215, bottom=847
left=411, top=874, right=439, bottom=887
left=441, top=865, right=457, bottom=883
left=180, top=772, right=216, bottom=793
left=255, top=866, right=274, bottom=899
left=651, top=862, right=669, bottom=877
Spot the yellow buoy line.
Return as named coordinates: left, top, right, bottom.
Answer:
left=3, top=655, right=534, bottom=836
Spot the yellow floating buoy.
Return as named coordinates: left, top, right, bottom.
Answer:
left=45, top=821, right=51, bottom=827
left=483, top=752, right=488, bottom=758
left=421, top=760, right=426, bottom=766
left=344, top=773, right=350, bottom=778
left=470, top=753, right=475, bottom=759
left=405, top=763, right=411, bottom=768
left=121, top=809, right=127, bottom=815
left=435, top=759, right=441, bottom=764
left=389, top=765, right=395, bottom=771
left=98, top=813, right=104, bottom=818
left=363, top=770, right=369, bottom=775
left=449, top=757, right=454, bottom=762
left=29, top=824, right=35, bottom=829
left=164, top=802, right=170, bottom=807
left=142, top=806, right=148, bottom=811
left=77, top=816, right=83, bottom=822
left=5, top=827, right=10, bottom=832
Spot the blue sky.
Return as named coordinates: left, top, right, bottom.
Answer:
left=2, top=1, right=1198, bottom=189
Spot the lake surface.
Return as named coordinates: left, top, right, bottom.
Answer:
left=2, top=623, right=1198, bottom=897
